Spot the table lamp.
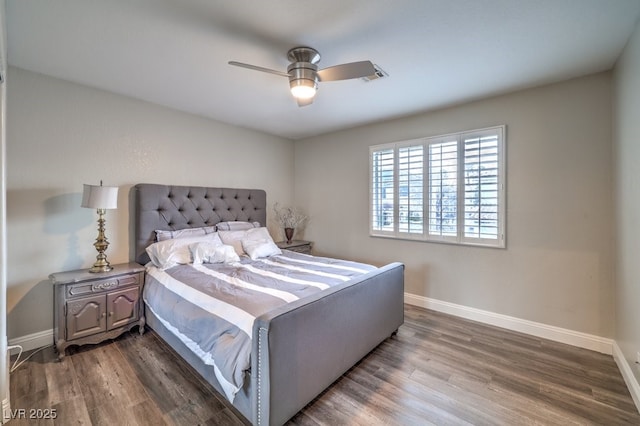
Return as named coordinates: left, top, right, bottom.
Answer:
left=81, top=181, right=118, bottom=273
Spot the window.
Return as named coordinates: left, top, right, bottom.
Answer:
left=369, top=126, right=505, bottom=248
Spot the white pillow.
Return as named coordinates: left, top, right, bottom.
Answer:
left=190, top=242, right=240, bottom=264
left=146, top=233, right=222, bottom=269
left=155, top=226, right=216, bottom=241
left=241, top=227, right=282, bottom=260
left=215, top=221, right=261, bottom=231
left=218, top=230, right=250, bottom=256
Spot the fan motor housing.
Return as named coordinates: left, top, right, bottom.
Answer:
left=287, top=62, right=318, bottom=93
left=287, top=47, right=321, bottom=64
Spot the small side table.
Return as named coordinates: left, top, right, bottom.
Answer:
left=50, top=262, right=145, bottom=359
left=276, top=240, right=313, bottom=255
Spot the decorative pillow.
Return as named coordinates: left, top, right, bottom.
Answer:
left=241, top=227, right=282, bottom=260
left=190, top=242, right=240, bottom=264
left=218, top=230, right=249, bottom=256
left=215, top=221, right=261, bottom=231
left=155, top=226, right=216, bottom=242
left=146, top=233, right=222, bottom=269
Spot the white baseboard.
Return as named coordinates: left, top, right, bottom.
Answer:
left=2, top=397, right=10, bottom=425
left=7, top=329, right=53, bottom=354
left=404, top=293, right=613, bottom=355
left=612, top=342, right=640, bottom=413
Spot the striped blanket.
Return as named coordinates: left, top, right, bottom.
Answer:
left=143, top=250, right=376, bottom=402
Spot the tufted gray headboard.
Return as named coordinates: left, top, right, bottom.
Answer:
left=133, top=183, right=267, bottom=265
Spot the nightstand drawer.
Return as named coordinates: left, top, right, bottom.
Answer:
left=66, top=273, right=142, bottom=298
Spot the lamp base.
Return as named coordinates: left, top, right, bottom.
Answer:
left=89, top=255, right=113, bottom=273
left=88, top=208, right=113, bottom=273
left=89, top=263, right=113, bottom=273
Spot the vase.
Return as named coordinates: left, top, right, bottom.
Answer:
left=284, top=228, right=294, bottom=244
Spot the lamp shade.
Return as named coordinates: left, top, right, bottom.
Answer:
left=81, top=184, right=118, bottom=209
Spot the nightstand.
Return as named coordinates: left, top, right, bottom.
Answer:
left=50, top=262, right=145, bottom=360
left=276, top=240, right=313, bottom=254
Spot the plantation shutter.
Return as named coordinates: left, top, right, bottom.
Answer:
left=370, top=147, right=394, bottom=233
left=398, top=145, right=424, bottom=235
left=428, top=139, right=458, bottom=238
left=463, top=130, right=502, bottom=241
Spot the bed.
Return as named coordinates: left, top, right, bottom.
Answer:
left=133, top=183, right=404, bottom=425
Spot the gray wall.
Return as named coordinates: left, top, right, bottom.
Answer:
left=4, top=59, right=625, bottom=351
left=613, top=18, right=640, bottom=385
left=6, top=67, right=294, bottom=339
left=294, top=72, right=614, bottom=337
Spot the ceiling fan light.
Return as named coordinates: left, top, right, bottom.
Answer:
left=290, top=82, right=316, bottom=99
left=288, top=62, right=318, bottom=100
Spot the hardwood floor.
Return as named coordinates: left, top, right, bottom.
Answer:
left=9, top=305, right=640, bottom=425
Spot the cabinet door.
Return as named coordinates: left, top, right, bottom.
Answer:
left=66, top=294, right=106, bottom=340
left=107, top=287, right=139, bottom=330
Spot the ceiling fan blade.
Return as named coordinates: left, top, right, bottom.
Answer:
left=317, top=61, right=376, bottom=81
left=296, top=97, right=314, bottom=107
left=228, top=61, right=290, bottom=78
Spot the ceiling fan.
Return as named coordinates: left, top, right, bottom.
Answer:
left=229, top=46, right=377, bottom=107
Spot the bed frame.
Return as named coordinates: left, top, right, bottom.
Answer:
left=133, top=183, right=405, bottom=425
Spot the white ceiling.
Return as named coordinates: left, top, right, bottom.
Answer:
left=6, top=0, right=640, bottom=140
